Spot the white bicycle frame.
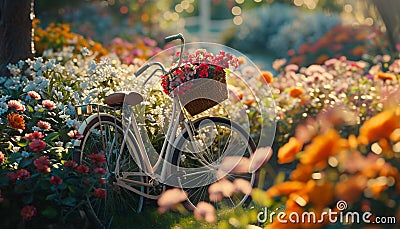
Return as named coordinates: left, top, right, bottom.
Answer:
left=74, top=93, right=202, bottom=199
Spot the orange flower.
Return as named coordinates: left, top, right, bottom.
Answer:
left=278, top=137, right=303, bottom=164
left=259, top=71, right=273, bottom=84
left=7, top=113, right=25, bottom=130
left=375, top=71, right=396, bottom=81
left=290, top=163, right=313, bottom=181
left=334, top=175, right=367, bottom=203
left=289, top=87, right=304, bottom=98
left=359, top=107, right=400, bottom=143
left=300, top=129, right=341, bottom=166
left=266, top=181, right=306, bottom=198
left=306, top=180, right=333, bottom=209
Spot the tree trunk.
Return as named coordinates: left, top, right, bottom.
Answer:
left=0, top=0, right=33, bottom=76
left=372, top=0, right=400, bottom=54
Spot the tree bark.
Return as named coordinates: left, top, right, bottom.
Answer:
left=372, top=0, right=400, bottom=53
left=0, top=0, right=33, bottom=76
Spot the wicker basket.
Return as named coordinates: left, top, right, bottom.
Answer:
left=176, top=78, right=228, bottom=116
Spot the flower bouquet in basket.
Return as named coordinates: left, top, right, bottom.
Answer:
left=161, top=49, right=239, bottom=116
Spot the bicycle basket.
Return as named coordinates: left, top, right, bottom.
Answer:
left=177, top=77, right=228, bottom=116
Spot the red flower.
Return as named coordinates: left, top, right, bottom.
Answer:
left=67, top=130, right=83, bottom=139
left=0, top=151, right=4, bottom=163
left=24, top=131, right=44, bottom=140
left=37, top=121, right=51, bottom=130
left=94, top=167, right=107, bottom=175
left=29, top=139, right=46, bottom=151
left=94, top=188, right=106, bottom=199
left=21, top=205, right=37, bottom=221
left=50, top=176, right=63, bottom=186
left=16, top=169, right=30, bottom=180
left=87, top=154, right=106, bottom=165
left=76, top=164, right=89, bottom=173
left=34, top=156, right=50, bottom=172
left=64, top=160, right=77, bottom=168
left=198, top=69, right=209, bottom=78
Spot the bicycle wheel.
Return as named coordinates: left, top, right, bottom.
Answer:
left=77, top=115, right=144, bottom=228
left=171, top=117, right=256, bottom=210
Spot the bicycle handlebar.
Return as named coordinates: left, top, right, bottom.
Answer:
left=134, top=33, right=185, bottom=79
left=164, top=33, right=184, bottom=43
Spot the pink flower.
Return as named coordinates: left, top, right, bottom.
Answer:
left=67, top=130, right=83, bottom=139
left=29, top=139, right=46, bottom=151
left=93, top=188, right=106, bottom=199
left=42, top=100, right=56, bottom=110
left=87, top=154, right=106, bottom=165
left=157, top=188, right=187, bottom=214
left=64, top=160, right=77, bottom=168
left=94, top=167, right=107, bottom=175
left=208, top=179, right=235, bottom=202
left=16, top=169, right=30, bottom=180
left=34, top=156, right=50, bottom=172
left=194, top=202, right=216, bottom=223
left=24, top=131, right=44, bottom=140
left=272, top=58, right=287, bottom=70
left=76, top=165, right=89, bottom=173
left=27, top=91, right=41, bottom=100
left=21, top=205, right=37, bottom=221
left=0, top=190, right=3, bottom=203
left=37, top=121, right=51, bottom=130
left=0, top=151, right=4, bottom=163
left=233, top=178, right=252, bottom=195
left=8, top=100, right=25, bottom=112
left=50, top=176, right=63, bottom=185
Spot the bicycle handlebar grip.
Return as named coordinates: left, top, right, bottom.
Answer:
left=134, top=64, right=150, bottom=77
left=164, top=33, right=183, bottom=43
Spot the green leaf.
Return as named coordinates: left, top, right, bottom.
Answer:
left=62, top=197, right=76, bottom=207
left=45, top=132, right=59, bottom=142
left=46, top=193, right=58, bottom=201
left=17, top=141, right=28, bottom=147
left=27, top=105, right=34, bottom=112
left=20, top=159, right=33, bottom=168
left=42, top=207, right=58, bottom=218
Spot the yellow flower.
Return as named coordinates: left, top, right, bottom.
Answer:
left=278, top=137, right=303, bottom=164
left=7, top=113, right=25, bottom=130
left=300, top=129, right=341, bottom=166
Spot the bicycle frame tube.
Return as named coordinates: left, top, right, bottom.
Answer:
left=121, top=99, right=182, bottom=181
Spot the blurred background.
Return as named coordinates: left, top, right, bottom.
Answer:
left=35, top=0, right=398, bottom=69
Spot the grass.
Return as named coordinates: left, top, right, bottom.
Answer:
left=111, top=200, right=261, bottom=229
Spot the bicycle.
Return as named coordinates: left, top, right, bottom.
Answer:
left=73, top=34, right=260, bottom=228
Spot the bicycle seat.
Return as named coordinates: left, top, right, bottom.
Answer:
left=105, top=91, right=143, bottom=107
